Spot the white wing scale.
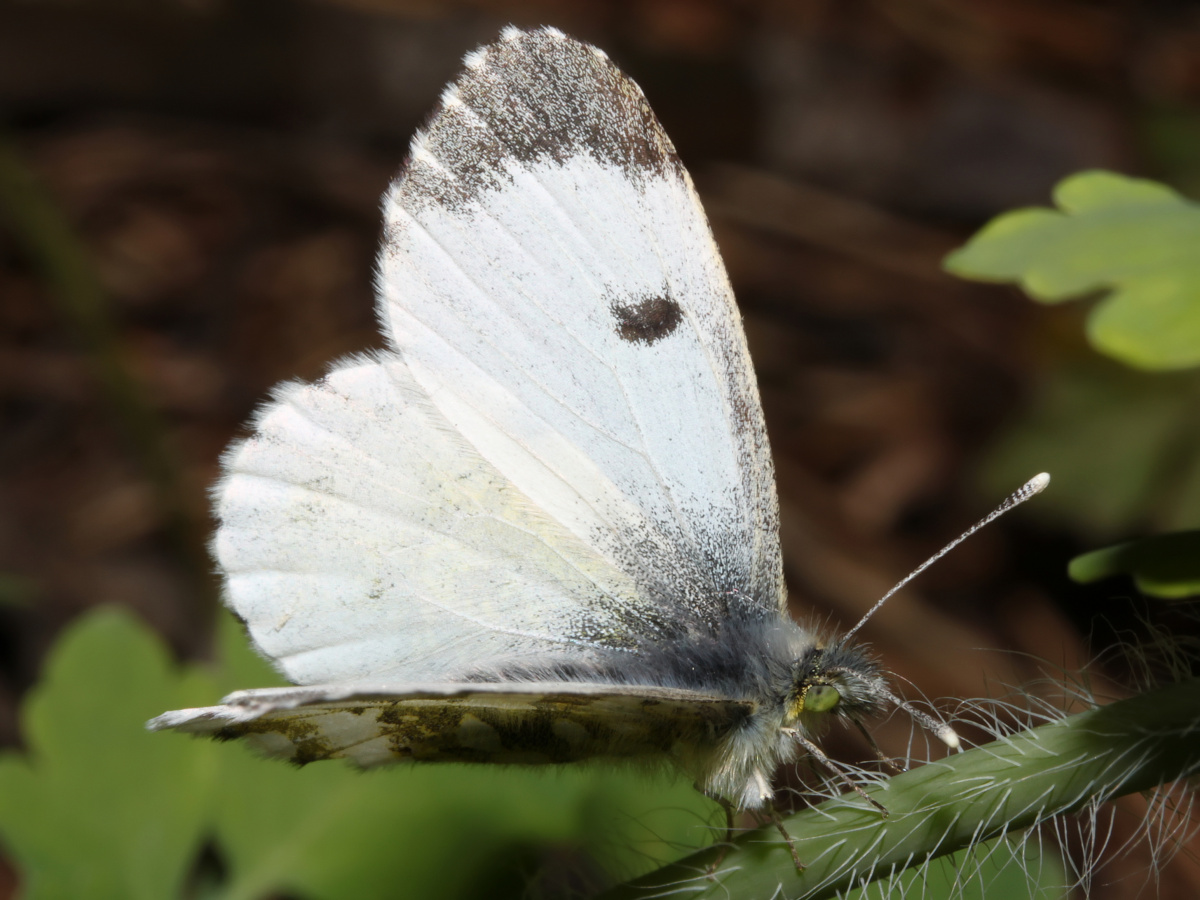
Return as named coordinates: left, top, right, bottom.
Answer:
left=379, top=28, right=781, bottom=624
left=215, top=29, right=783, bottom=687
left=218, top=359, right=657, bottom=684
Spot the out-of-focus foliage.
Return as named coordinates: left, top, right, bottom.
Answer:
left=0, top=609, right=715, bottom=900
left=978, top=357, right=1200, bottom=540
left=948, top=169, right=1200, bottom=602
left=947, top=167, right=1200, bottom=616
left=1069, top=531, right=1200, bottom=600
left=944, top=171, right=1200, bottom=371
left=0, top=610, right=213, bottom=900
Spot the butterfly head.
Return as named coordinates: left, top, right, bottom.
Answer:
left=783, top=643, right=888, bottom=729
left=780, top=639, right=961, bottom=751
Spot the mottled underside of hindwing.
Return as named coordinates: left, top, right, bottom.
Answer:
left=214, top=691, right=754, bottom=768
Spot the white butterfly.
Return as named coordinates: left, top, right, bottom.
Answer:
left=150, top=25, right=1004, bottom=820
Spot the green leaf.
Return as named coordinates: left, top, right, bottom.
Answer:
left=1069, top=531, right=1200, bottom=599
left=944, top=170, right=1200, bottom=370
left=210, top=745, right=714, bottom=900
left=0, top=608, right=217, bottom=900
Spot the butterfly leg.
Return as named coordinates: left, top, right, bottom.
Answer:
left=768, top=807, right=805, bottom=872
left=718, top=796, right=735, bottom=847
left=788, top=729, right=889, bottom=817
left=694, top=786, right=736, bottom=876
left=702, top=797, right=807, bottom=874
left=852, top=718, right=905, bottom=774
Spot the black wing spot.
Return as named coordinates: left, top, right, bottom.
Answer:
left=612, top=296, right=682, bottom=345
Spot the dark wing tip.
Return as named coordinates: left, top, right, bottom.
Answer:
left=390, top=25, right=684, bottom=215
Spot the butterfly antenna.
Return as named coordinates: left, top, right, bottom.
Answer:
left=840, top=472, right=1050, bottom=647
left=882, top=688, right=961, bottom=749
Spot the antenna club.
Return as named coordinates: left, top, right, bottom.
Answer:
left=938, top=725, right=961, bottom=750
left=1028, top=472, right=1051, bottom=493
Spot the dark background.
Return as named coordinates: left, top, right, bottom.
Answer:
left=2, top=0, right=1199, bottom=896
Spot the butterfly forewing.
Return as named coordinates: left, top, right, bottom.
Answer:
left=379, top=29, right=783, bottom=626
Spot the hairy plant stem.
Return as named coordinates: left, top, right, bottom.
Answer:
left=603, top=678, right=1200, bottom=899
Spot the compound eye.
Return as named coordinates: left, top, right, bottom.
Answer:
left=804, top=684, right=841, bottom=713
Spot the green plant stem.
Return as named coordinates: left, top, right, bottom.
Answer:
left=603, top=678, right=1200, bottom=899
left=0, top=137, right=216, bottom=629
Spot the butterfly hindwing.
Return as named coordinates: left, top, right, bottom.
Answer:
left=149, top=684, right=755, bottom=769
left=217, top=358, right=676, bottom=685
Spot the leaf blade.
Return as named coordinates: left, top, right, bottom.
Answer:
left=945, top=170, right=1200, bottom=369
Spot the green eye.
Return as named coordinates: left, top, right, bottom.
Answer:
left=804, top=684, right=840, bottom=713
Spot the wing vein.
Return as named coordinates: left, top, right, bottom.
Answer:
left=239, top=381, right=646, bottom=608
left=451, top=86, right=703, bottom=556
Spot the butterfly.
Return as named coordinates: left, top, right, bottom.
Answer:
left=151, top=25, right=1039, bottom=831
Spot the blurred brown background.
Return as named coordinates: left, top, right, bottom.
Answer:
left=2, top=0, right=1199, bottom=896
